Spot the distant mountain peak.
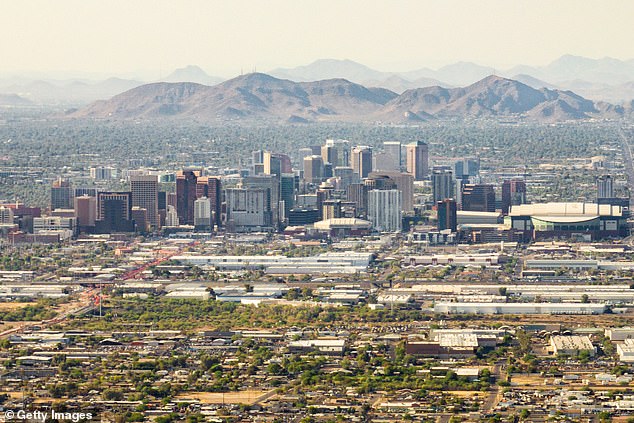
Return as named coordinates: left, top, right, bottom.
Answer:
left=162, top=65, right=224, bottom=86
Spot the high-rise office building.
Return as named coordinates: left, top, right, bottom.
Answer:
left=406, top=141, right=429, bottom=181
left=347, top=183, right=369, bottom=217
left=280, top=174, right=295, bottom=221
left=597, top=175, right=614, bottom=199
left=74, top=195, right=96, bottom=229
left=263, top=152, right=292, bottom=176
left=167, top=192, right=177, bottom=208
left=90, top=166, right=115, bottom=181
left=263, top=152, right=282, bottom=178
left=130, top=175, right=159, bottom=229
left=50, top=178, right=73, bottom=210
left=321, top=144, right=338, bottom=167
left=225, top=188, right=272, bottom=231
left=431, top=170, right=454, bottom=203
left=193, top=197, right=212, bottom=230
left=351, top=146, right=372, bottom=179
left=454, top=177, right=468, bottom=208
left=165, top=205, right=179, bottom=227
left=95, top=191, right=134, bottom=233
left=323, top=163, right=333, bottom=179
left=196, top=176, right=222, bottom=228
left=97, top=192, right=132, bottom=221
left=74, top=187, right=99, bottom=198
left=437, top=198, right=457, bottom=232
left=252, top=150, right=264, bottom=166
left=131, top=207, right=148, bottom=232
left=325, top=139, right=350, bottom=167
left=157, top=191, right=167, bottom=228
left=378, top=141, right=402, bottom=171
left=462, top=184, right=496, bottom=212
left=240, top=175, right=280, bottom=226
left=0, top=206, right=14, bottom=224
left=298, top=148, right=313, bottom=171
left=334, top=167, right=357, bottom=190
left=368, top=172, right=414, bottom=212
left=454, top=158, right=480, bottom=179
left=303, top=155, right=324, bottom=184
left=322, top=199, right=343, bottom=220
left=367, top=189, right=402, bottom=232
left=176, top=169, right=201, bottom=225
left=501, top=179, right=527, bottom=214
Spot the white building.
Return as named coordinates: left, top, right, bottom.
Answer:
left=433, top=302, right=606, bottom=315
left=33, top=216, right=76, bottom=234
left=288, top=339, right=346, bottom=355
left=194, top=196, right=212, bottom=229
left=617, top=339, right=634, bottom=362
left=550, top=335, right=595, bottom=356
left=367, top=189, right=402, bottom=232
left=90, top=166, right=115, bottom=180
left=225, top=188, right=272, bottom=231
left=0, top=206, right=14, bottom=224
left=404, top=253, right=501, bottom=267
left=165, top=205, right=179, bottom=227
left=172, top=251, right=373, bottom=275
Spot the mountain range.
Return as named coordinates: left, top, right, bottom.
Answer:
left=68, top=73, right=632, bottom=124
left=3, top=55, right=634, bottom=107
left=0, top=65, right=221, bottom=106
left=270, top=56, right=634, bottom=103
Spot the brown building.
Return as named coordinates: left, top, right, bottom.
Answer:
left=130, top=175, right=159, bottom=229
left=351, top=146, right=372, bottom=179
left=176, top=169, right=201, bottom=225
left=405, top=141, right=429, bottom=181
left=462, top=184, right=496, bottom=213
left=74, top=196, right=96, bottom=229
left=196, top=176, right=222, bottom=228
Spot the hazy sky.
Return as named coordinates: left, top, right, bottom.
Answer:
left=2, top=0, right=634, bottom=78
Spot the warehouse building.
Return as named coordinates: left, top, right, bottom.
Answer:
left=288, top=339, right=346, bottom=356
left=403, top=253, right=502, bottom=267
left=172, top=251, right=373, bottom=274
left=606, top=328, right=634, bottom=341
left=550, top=335, right=595, bottom=357
left=617, top=339, right=634, bottom=363
left=433, top=302, right=606, bottom=315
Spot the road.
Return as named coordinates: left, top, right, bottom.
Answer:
left=482, top=362, right=505, bottom=413
left=253, top=389, right=278, bottom=405
left=0, top=288, right=96, bottom=338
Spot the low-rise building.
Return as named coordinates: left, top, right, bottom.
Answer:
left=173, top=251, right=373, bottom=274
left=288, top=339, right=346, bottom=356
left=433, top=302, right=606, bottom=315
left=617, top=339, right=634, bottom=363
left=403, top=253, right=502, bottom=267
left=606, top=327, right=634, bottom=341
left=550, top=335, right=595, bottom=357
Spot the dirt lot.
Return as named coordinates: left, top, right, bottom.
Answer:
left=176, top=390, right=271, bottom=405
left=449, top=391, right=486, bottom=399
